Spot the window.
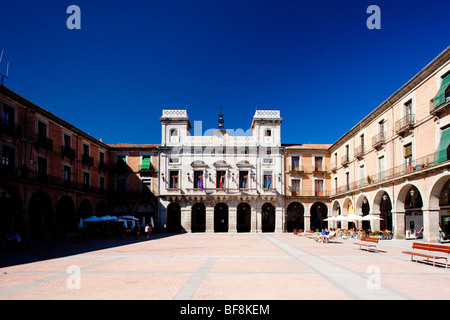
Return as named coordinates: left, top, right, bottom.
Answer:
left=83, top=172, right=90, bottom=189
left=405, top=100, right=412, bottom=116
left=404, top=143, right=412, bottom=168
left=170, top=129, right=179, bottom=143
left=239, top=170, right=248, bottom=189
left=37, top=121, right=47, bottom=141
left=169, top=171, right=179, bottom=189
left=265, top=129, right=272, bottom=137
left=345, top=172, right=350, bottom=191
left=378, top=156, right=386, bottom=180
left=63, top=134, right=71, bottom=149
left=142, top=178, right=152, bottom=195
left=359, top=164, right=365, bottom=186
left=63, top=165, right=71, bottom=185
left=314, top=157, right=323, bottom=171
left=2, top=105, right=14, bottom=127
left=291, top=179, right=300, bottom=196
left=263, top=171, right=272, bottom=189
left=216, top=170, right=226, bottom=189
left=263, top=158, right=273, bottom=164
left=291, top=156, right=300, bottom=171
left=37, top=157, right=47, bottom=177
left=99, top=151, right=105, bottom=165
left=99, top=176, right=105, bottom=192
left=194, top=171, right=204, bottom=189
left=83, top=144, right=89, bottom=157
left=141, top=155, right=151, bottom=170
left=378, top=120, right=385, bottom=135
left=116, top=178, right=126, bottom=193
left=1, top=146, right=14, bottom=167
left=315, top=179, right=324, bottom=196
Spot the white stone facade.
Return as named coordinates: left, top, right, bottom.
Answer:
left=158, top=110, right=285, bottom=233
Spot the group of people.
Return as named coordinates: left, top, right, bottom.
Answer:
left=315, top=228, right=337, bottom=243
left=120, top=223, right=153, bottom=240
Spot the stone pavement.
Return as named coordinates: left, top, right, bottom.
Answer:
left=0, top=233, right=449, bottom=301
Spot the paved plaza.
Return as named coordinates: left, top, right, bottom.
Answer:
left=0, top=233, right=449, bottom=301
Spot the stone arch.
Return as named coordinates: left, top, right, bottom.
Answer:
left=166, top=202, right=181, bottom=233
left=191, top=202, right=206, bottom=233
left=29, top=190, right=53, bottom=238
left=261, top=202, right=275, bottom=232
left=214, top=202, right=229, bottom=232
left=56, top=195, right=76, bottom=235
left=237, top=202, right=251, bottom=233
left=286, top=201, right=304, bottom=232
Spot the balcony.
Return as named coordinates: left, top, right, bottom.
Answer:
left=35, top=136, right=53, bottom=153
left=372, top=132, right=385, bottom=149
left=82, top=154, right=94, bottom=167
left=61, top=145, right=76, bottom=161
left=430, top=97, right=450, bottom=117
left=341, top=155, right=350, bottom=167
left=354, top=144, right=365, bottom=159
left=0, top=121, right=22, bottom=140
left=289, top=165, right=304, bottom=174
left=395, top=114, right=415, bottom=136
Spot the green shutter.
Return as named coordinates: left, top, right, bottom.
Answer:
left=433, top=74, right=450, bottom=109
left=435, top=127, right=450, bottom=163
left=141, top=157, right=151, bottom=170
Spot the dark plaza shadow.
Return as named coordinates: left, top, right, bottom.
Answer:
left=0, top=232, right=183, bottom=268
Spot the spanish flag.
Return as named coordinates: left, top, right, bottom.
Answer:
left=219, top=173, right=223, bottom=189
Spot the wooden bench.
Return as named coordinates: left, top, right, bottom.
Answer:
left=354, top=237, right=379, bottom=252
left=402, top=242, right=450, bottom=268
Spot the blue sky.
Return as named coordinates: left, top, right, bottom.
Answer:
left=1, top=0, right=449, bottom=145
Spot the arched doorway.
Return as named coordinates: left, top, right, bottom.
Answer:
left=331, top=201, right=341, bottom=229
left=95, top=201, right=107, bottom=217
left=56, top=196, right=76, bottom=236
left=379, top=192, right=392, bottom=231
left=214, top=202, right=229, bottom=232
left=404, top=185, right=423, bottom=238
left=78, top=199, right=93, bottom=219
left=261, top=203, right=275, bottom=232
left=29, top=191, right=53, bottom=238
left=310, top=202, right=327, bottom=231
left=166, top=202, right=181, bottom=233
left=237, top=203, right=251, bottom=233
left=136, top=202, right=157, bottom=232
left=286, top=202, right=304, bottom=232
left=191, top=202, right=206, bottom=233
left=360, top=196, right=370, bottom=230
left=0, top=186, right=23, bottom=237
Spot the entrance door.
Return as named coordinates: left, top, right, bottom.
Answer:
left=214, top=203, right=229, bottom=232
left=167, top=202, right=181, bottom=233
left=191, top=203, right=206, bottom=232
left=237, top=203, right=251, bottom=232
left=261, top=203, right=275, bottom=232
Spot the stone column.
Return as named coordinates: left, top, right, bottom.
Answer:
left=393, top=211, right=405, bottom=240
left=251, top=206, right=257, bottom=233
left=205, top=206, right=214, bottom=233
left=275, top=207, right=283, bottom=233
left=180, top=206, right=191, bottom=233
left=423, top=208, right=440, bottom=243
left=371, top=210, right=381, bottom=232
left=229, top=206, right=237, bottom=233
left=304, top=213, right=311, bottom=232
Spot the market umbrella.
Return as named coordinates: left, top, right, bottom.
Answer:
left=141, top=217, right=146, bottom=228
left=150, top=216, right=154, bottom=228
left=361, top=214, right=383, bottom=221
left=118, top=215, right=139, bottom=221
left=77, top=218, right=84, bottom=229
left=83, top=216, right=101, bottom=222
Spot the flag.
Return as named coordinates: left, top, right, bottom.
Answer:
left=219, top=173, right=223, bottom=189
left=200, top=174, right=204, bottom=190
left=268, top=176, right=271, bottom=189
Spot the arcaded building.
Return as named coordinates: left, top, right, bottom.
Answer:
left=1, top=47, right=450, bottom=243
left=328, top=46, right=450, bottom=243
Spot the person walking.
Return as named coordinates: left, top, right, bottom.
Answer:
left=145, top=223, right=150, bottom=240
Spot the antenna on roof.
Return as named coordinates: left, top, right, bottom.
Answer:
left=0, top=49, right=10, bottom=86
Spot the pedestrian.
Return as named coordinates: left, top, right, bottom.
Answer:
left=134, top=223, right=141, bottom=239
left=145, top=223, right=150, bottom=240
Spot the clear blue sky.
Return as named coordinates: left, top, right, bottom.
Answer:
left=1, top=0, right=449, bottom=145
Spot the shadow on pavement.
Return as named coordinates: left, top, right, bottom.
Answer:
left=0, top=233, right=182, bottom=268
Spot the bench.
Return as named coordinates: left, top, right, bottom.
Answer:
left=402, top=242, right=450, bottom=268
left=354, top=237, right=379, bottom=252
